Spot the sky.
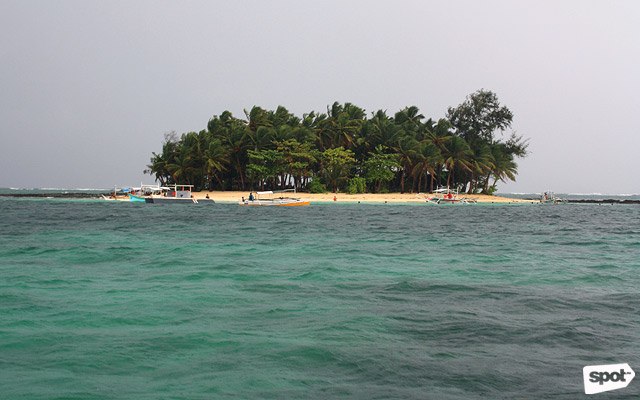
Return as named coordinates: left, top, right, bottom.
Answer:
left=1, top=0, right=639, bottom=194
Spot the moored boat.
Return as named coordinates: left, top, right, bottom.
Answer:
left=102, top=193, right=130, bottom=201
left=239, top=189, right=310, bottom=206
left=102, top=186, right=136, bottom=201
left=128, top=193, right=147, bottom=202
left=423, top=187, right=477, bottom=205
left=131, top=184, right=214, bottom=204
left=145, top=184, right=198, bottom=204
left=540, top=191, right=566, bottom=204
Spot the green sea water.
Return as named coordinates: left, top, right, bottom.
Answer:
left=1, top=198, right=639, bottom=399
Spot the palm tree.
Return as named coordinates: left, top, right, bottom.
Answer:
left=290, top=124, right=316, bottom=147
left=393, top=134, right=419, bottom=193
left=465, top=141, right=495, bottom=193
left=218, top=119, right=250, bottom=190
left=360, top=110, right=400, bottom=155
left=411, top=140, right=441, bottom=193
left=248, top=125, right=274, bottom=152
left=244, top=106, right=272, bottom=133
left=145, top=152, right=169, bottom=186
left=424, top=119, right=453, bottom=188
left=269, top=105, right=300, bottom=128
left=321, top=102, right=365, bottom=150
left=307, top=112, right=330, bottom=151
left=426, top=119, right=453, bottom=152
left=179, top=131, right=208, bottom=188
left=394, top=106, right=425, bottom=130
left=272, top=124, right=294, bottom=144
left=442, top=136, right=473, bottom=188
left=204, top=139, right=229, bottom=189
left=145, top=133, right=180, bottom=185
left=485, top=143, right=518, bottom=193
left=166, top=150, right=197, bottom=185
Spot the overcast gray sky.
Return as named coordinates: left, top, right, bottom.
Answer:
left=1, top=0, right=638, bottom=193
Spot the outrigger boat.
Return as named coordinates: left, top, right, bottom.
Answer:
left=102, top=185, right=154, bottom=202
left=101, top=186, right=130, bottom=201
left=125, top=184, right=164, bottom=202
left=239, top=189, right=310, bottom=207
left=540, top=191, right=566, bottom=204
left=423, top=187, right=477, bottom=205
left=129, top=184, right=214, bottom=204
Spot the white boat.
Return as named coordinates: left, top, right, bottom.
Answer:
left=144, top=184, right=197, bottom=204
left=423, top=187, right=477, bottom=205
left=130, top=184, right=214, bottom=204
left=102, top=185, right=145, bottom=202
left=540, top=191, right=566, bottom=204
left=239, top=189, right=310, bottom=207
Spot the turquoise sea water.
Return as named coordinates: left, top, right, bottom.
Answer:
left=1, top=198, right=639, bottom=399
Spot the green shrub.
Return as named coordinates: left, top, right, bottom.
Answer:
left=307, top=179, right=327, bottom=193
left=347, top=177, right=367, bottom=194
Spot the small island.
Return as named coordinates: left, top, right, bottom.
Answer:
left=145, top=90, right=529, bottom=196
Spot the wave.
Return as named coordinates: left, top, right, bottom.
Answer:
left=500, top=192, right=639, bottom=197
left=498, top=192, right=640, bottom=202
left=3, top=187, right=70, bottom=191
left=565, top=192, right=638, bottom=197
left=0, top=187, right=110, bottom=193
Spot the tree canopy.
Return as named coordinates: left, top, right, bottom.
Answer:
left=145, top=90, right=528, bottom=194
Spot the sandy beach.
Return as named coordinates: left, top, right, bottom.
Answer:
left=193, top=191, right=537, bottom=204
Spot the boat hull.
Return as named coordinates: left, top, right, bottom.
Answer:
left=128, top=194, right=147, bottom=203
left=275, top=200, right=310, bottom=207
left=145, top=196, right=198, bottom=204
left=102, top=195, right=130, bottom=201
left=425, top=198, right=475, bottom=205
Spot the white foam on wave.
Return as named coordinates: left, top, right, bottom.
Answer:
left=499, top=192, right=640, bottom=200
left=40, top=187, right=108, bottom=191
left=4, top=187, right=110, bottom=192
left=566, top=192, right=638, bottom=197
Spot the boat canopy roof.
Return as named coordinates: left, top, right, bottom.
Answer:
left=256, top=189, right=296, bottom=195
left=146, top=184, right=192, bottom=191
left=168, top=184, right=194, bottom=190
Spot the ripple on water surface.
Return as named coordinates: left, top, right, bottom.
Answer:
left=1, top=199, right=639, bottom=399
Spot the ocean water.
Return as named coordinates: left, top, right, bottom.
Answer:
left=1, top=198, right=639, bottom=399
left=497, top=192, right=640, bottom=201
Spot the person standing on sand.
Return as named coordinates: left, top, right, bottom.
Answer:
left=248, top=192, right=254, bottom=201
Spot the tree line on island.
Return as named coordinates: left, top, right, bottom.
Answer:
left=145, top=89, right=529, bottom=194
